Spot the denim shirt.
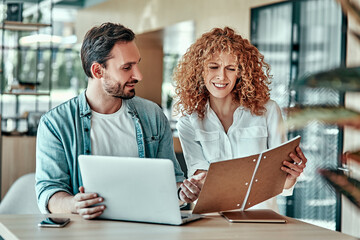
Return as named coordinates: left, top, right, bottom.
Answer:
left=35, top=90, right=185, bottom=213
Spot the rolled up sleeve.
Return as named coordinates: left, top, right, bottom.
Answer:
left=35, top=116, right=73, bottom=213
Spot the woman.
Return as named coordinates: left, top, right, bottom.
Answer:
left=174, top=27, right=307, bottom=212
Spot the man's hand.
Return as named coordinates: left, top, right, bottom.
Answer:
left=179, top=171, right=207, bottom=203
left=73, top=186, right=106, bottom=219
left=48, top=186, right=106, bottom=220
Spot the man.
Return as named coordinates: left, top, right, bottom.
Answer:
left=35, top=22, right=205, bottom=219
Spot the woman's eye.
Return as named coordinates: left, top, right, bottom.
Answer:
left=227, top=68, right=236, bottom=71
left=209, top=66, right=218, bottom=69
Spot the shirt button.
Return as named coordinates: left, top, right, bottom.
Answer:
left=84, top=128, right=89, bottom=132
left=86, top=150, right=90, bottom=154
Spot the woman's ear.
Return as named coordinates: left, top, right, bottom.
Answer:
left=90, top=62, right=104, bottom=79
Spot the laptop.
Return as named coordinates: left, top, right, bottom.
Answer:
left=78, top=155, right=202, bottom=225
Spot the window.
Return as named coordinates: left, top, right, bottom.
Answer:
left=161, top=21, right=195, bottom=133
left=251, top=0, right=346, bottom=230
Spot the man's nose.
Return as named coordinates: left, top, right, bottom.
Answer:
left=132, top=65, right=143, bottom=81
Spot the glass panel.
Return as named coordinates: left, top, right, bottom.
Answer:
left=251, top=0, right=344, bottom=231
left=251, top=2, right=292, bottom=110
left=50, top=48, right=87, bottom=108
left=291, top=0, right=343, bottom=230
left=0, top=3, right=84, bottom=134
left=162, top=21, right=195, bottom=132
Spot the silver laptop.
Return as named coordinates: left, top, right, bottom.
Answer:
left=78, top=155, right=202, bottom=225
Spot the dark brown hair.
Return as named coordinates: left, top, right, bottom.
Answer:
left=81, top=22, right=135, bottom=78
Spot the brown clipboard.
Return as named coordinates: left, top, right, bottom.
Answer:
left=220, top=209, right=287, bottom=223
left=192, top=136, right=301, bottom=214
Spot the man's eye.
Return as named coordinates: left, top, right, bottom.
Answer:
left=123, top=66, right=132, bottom=71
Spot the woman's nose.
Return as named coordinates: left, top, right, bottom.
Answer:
left=216, top=68, right=225, bottom=80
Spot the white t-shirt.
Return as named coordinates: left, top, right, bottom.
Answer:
left=91, top=101, right=138, bottom=157
left=176, top=99, right=292, bottom=213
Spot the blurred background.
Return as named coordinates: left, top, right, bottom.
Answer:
left=0, top=0, right=359, bottom=237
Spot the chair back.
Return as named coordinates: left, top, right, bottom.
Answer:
left=0, top=173, right=41, bottom=214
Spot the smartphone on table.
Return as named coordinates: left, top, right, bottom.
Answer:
left=38, top=217, right=70, bottom=228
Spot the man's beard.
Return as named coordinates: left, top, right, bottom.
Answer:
left=103, top=78, right=138, bottom=99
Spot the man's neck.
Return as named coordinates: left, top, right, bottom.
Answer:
left=85, top=79, right=123, bottom=114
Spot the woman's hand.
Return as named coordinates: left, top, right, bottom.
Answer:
left=178, top=171, right=207, bottom=203
left=281, top=146, right=307, bottom=189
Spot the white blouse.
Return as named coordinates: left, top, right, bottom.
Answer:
left=176, top=99, right=292, bottom=212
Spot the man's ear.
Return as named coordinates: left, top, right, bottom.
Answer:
left=90, top=62, right=104, bottom=79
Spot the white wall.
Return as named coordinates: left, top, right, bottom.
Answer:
left=74, top=0, right=285, bottom=104
left=75, top=0, right=285, bottom=42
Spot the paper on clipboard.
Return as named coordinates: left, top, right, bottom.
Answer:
left=192, top=136, right=301, bottom=214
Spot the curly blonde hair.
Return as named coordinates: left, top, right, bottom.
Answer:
left=173, top=27, right=271, bottom=119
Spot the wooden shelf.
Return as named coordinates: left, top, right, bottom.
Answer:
left=2, top=116, right=27, bottom=120
left=1, top=21, right=51, bottom=31
left=3, top=91, right=50, bottom=96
